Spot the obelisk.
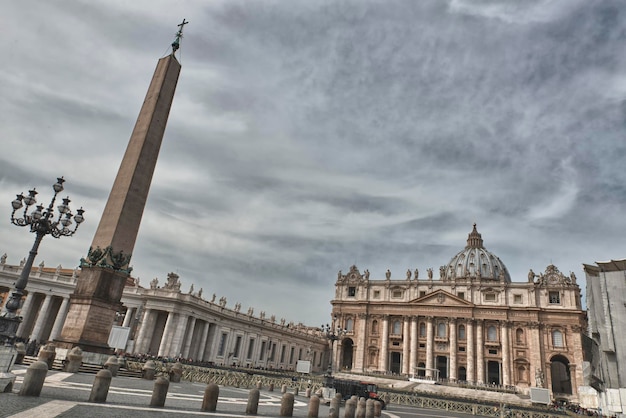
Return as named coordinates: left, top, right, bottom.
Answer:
left=56, top=20, right=187, bottom=353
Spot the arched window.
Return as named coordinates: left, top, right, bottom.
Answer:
left=487, top=325, right=497, bottom=341
left=371, top=320, right=378, bottom=335
left=437, top=322, right=446, bottom=338
left=552, top=330, right=564, bottom=347
left=516, top=328, right=524, bottom=345
left=419, top=322, right=426, bottom=337
left=458, top=325, right=466, bottom=340
left=392, top=320, right=402, bottom=335
left=346, top=318, right=354, bottom=332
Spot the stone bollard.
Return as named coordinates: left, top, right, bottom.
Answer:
left=281, top=384, right=287, bottom=394
left=308, top=394, right=320, bottom=418
left=142, top=360, right=156, bottom=380
left=37, top=343, right=56, bottom=370
left=329, top=394, right=341, bottom=418
left=344, top=397, right=357, bottom=418
left=246, top=388, right=260, bottom=415
left=256, top=381, right=262, bottom=390
left=104, top=356, right=119, bottom=377
left=201, top=382, right=219, bottom=412
left=269, top=382, right=274, bottom=392
left=150, top=376, right=169, bottom=407
left=373, top=400, right=382, bottom=417
left=169, top=362, right=183, bottom=383
left=64, top=346, right=83, bottom=373
left=305, top=387, right=312, bottom=398
left=365, top=399, right=374, bottom=418
left=89, top=369, right=112, bottom=403
left=294, top=387, right=299, bottom=396
left=18, top=361, right=48, bottom=397
left=356, top=397, right=366, bottom=418
left=14, top=342, right=26, bottom=364
left=280, top=392, right=294, bottom=417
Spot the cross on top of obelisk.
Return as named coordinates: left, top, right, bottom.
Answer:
left=171, top=18, right=188, bottom=54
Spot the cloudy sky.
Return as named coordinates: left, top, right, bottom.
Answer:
left=1, top=0, right=625, bottom=327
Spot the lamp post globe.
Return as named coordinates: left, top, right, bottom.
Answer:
left=322, top=316, right=346, bottom=387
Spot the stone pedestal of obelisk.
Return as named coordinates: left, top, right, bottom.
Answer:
left=56, top=51, right=182, bottom=353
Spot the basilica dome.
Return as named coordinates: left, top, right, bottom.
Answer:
left=442, top=224, right=511, bottom=282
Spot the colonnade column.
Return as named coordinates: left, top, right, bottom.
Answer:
left=158, top=312, right=177, bottom=356
left=409, top=316, right=418, bottom=376
left=476, top=319, right=484, bottom=384
left=196, top=321, right=210, bottom=362
left=449, top=318, right=457, bottom=381
left=170, top=315, right=189, bottom=357
left=30, top=294, right=53, bottom=341
left=182, top=316, right=197, bottom=358
left=402, top=316, right=410, bottom=375
left=425, top=316, right=434, bottom=378
left=49, top=297, right=70, bottom=341
left=378, top=315, right=389, bottom=372
left=16, top=293, right=36, bottom=338
left=501, top=321, right=510, bottom=386
left=134, top=308, right=154, bottom=354
left=122, top=307, right=135, bottom=327
left=467, top=319, right=475, bottom=383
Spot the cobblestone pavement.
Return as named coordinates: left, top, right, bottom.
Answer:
left=1, top=365, right=481, bottom=418
left=1, top=365, right=326, bottom=418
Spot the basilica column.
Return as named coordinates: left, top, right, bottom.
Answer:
left=16, top=293, right=36, bottom=338
left=49, top=297, right=70, bottom=341
left=426, top=316, right=434, bottom=378
left=355, top=313, right=367, bottom=372
left=501, top=321, right=511, bottom=386
left=379, top=315, right=389, bottom=371
left=449, top=318, right=457, bottom=381
left=158, top=312, right=177, bottom=356
left=182, top=316, right=197, bottom=358
left=402, top=316, right=410, bottom=375
left=467, top=319, right=475, bottom=383
left=476, top=319, right=484, bottom=384
left=30, top=294, right=53, bottom=342
left=409, top=316, right=418, bottom=376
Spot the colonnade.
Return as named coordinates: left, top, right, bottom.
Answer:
left=367, top=315, right=512, bottom=385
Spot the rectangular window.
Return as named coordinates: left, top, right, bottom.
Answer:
left=392, top=341, right=400, bottom=346
left=259, top=341, right=266, bottom=360
left=459, top=346, right=466, bottom=352
left=373, top=290, right=380, bottom=299
left=488, top=349, right=498, bottom=355
left=419, top=343, right=425, bottom=348
left=457, top=292, right=465, bottom=300
left=270, top=343, right=276, bottom=361
left=348, top=286, right=356, bottom=297
left=289, top=347, right=295, bottom=364
left=419, top=291, right=426, bottom=297
left=233, top=336, right=242, bottom=358
left=484, top=293, right=496, bottom=302
left=217, top=333, right=228, bottom=356
left=298, top=348, right=303, bottom=360
left=392, top=290, right=403, bottom=298
left=514, top=294, right=522, bottom=304
left=549, top=291, right=560, bottom=304
left=313, top=351, right=318, bottom=366
left=280, top=345, right=286, bottom=363
left=247, top=339, right=255, bottom=360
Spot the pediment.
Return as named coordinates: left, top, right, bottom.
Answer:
left=409, top=289, right=474, bottom=307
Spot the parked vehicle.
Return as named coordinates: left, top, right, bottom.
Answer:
left=331, top=378, right=385, bottom=409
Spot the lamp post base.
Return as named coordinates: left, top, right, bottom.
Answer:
left=0, top=315, right=22, bottom=346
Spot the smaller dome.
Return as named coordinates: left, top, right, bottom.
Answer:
left=443, top=224, right=511, bottom=282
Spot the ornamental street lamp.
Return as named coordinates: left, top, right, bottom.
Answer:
left=0, top=177, right=85, bottom=345
left=322, top=316, right=346, bottom=387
